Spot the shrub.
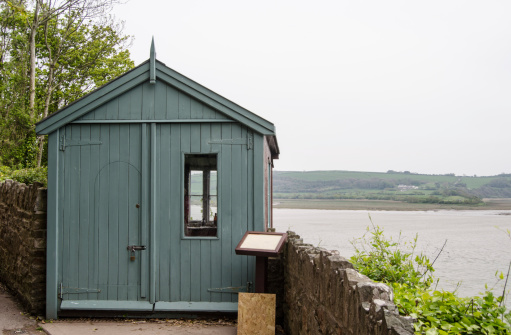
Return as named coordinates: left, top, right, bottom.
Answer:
left=350, top=218, right=511, bottom=334
left=0, top=166, right=48, bottom=187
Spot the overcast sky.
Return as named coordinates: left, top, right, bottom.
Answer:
left=112, top=1, right=510, bottom=176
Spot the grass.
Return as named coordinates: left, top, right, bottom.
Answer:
left=275, top=170, right=505, bottom=190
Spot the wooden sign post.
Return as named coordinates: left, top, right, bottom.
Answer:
left=235, top=231, right=287, bottom=293
left=235, top=231, right=287, bottom=334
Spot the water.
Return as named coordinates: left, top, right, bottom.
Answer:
left=273, top=208, right=511, bottom=307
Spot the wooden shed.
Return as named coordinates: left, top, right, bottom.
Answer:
left=35, top=41, right=279, bottom=319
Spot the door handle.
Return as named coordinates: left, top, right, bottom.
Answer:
left=127, top=245, right=146, bottom=251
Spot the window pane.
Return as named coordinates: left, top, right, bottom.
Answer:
left=189, top=195, right=203, bottom=222
left=190, top=170, right=203, bottom=195
left=210, top=171, right=217, bottom=196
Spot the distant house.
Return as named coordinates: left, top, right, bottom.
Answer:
left=36, top=41, right=279, bottom=319
left=397, top=184, right=419, bottom=191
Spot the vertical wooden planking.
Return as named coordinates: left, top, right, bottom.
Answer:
left=78, top=125, right=91, bottom=300
left=93, top=104, right=107, bottom=120
left=200, top=239, right=211, bottom=301
left=209, top=123, right=222, bottom=302
left=247, top=130, right=255, bottom=287
left=190, top=124, right=200, bottom=152
left=166, top=86, right=179, bottom=119
left=96, top=124, right=110, bottom=300
left=67, top=125, right=81, bottom=301
left=178, top=92, right=191, bottom=119
left=150, top=123, right=157, bottom=304
left=169, top=124, right=181, bottom=301
left=158, top=124, right=171, bottom=301
left=189, top=122, right=201, bottom=300
left=142, top=83, right=155, bottom=119
left=58, top=127, right=66, bottom=298
left=117, top=124, right=130, bottom=300
left=88, top=124, right=100, bottom=301
left=220, top=123, right=232, bottom=302
left=230, top=125, right=242, bottom=302
left=200, top=123, right=211, bottom=153
left=140, top=124, right=149, bottom=298
left=180, top=123, right=191, bottom=301
left=190, top=239, right=201, bottom=301
left=130, top=86, right=143, bottom=120
left=127, top=124, right=141, bottom=301
left=118, top=92, right=131, bottom=120
left=61, top=127, right=70, bottom=300
left=106, top=98, right=119, bottom=119
left=154, top=82, right=167, bottom=119
left=190, top=99, right=203, bottom=119
left=46, top=130, right=59, bottom=319
left=107, top=124, right=120, bottom=300
left=240, top=126, right=249, bottom=295
left=253, top=133, right=264, bottom=232
left=202, top=105, right=215, bottom=119
left=200, top=123, right=212, bottom=301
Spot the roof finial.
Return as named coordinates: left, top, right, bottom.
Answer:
left=150, top=37, right=156, bottom=84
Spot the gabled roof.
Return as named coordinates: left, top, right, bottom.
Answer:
left=36, top=43, right=276, bottom=137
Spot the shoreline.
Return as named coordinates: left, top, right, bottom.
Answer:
left=273, top=198, right=511, bottom=211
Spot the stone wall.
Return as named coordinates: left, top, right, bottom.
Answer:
left=0, top=180, right=47, bottom=315
left=268, top=231, right=415, bottom=335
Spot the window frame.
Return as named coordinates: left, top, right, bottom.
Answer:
left=182, top=151, right=221, bottom=240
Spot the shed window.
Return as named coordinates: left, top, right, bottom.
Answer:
left=184, top=154, right=217, bottom=237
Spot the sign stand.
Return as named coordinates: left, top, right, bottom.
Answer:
left=235, top=231, right=287, bottom=293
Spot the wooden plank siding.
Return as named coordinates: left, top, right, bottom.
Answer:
left=42, top=60, right=278, bottom=317
left=59, top=121, right=260, bottom=310
left=75, top=83, right=230, bottom=122
left=58, top=123, right=146, bottom=304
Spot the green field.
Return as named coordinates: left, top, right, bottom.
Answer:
left=274, top=170, right=511, bottom=206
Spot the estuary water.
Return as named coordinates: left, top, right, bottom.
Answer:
left=273, top=209, right=511, bottom=307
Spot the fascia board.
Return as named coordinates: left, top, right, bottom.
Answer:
left=155, top=62, right=276, bottom=135
left=36, top=63, right=150, bottom=135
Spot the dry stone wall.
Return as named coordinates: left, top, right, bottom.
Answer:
left=0, top=180, right=47, bottom=314
left=268, top=231, right=415, bottom=335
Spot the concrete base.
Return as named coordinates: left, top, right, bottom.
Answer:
left=41, top=322, right=236, bottom=335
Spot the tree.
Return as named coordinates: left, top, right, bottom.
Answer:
left=0, top=0, right=134, bottom=167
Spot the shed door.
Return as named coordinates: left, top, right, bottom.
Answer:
left=59, top=124, right=150, bottom=308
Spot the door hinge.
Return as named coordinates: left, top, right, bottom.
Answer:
left=207, top=285, right=247, bottom=294
left=60, top=135, right=102, bottom=151
left=208, top=133, right=253, bottom=150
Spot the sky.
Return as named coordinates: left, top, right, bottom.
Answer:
left=111, top=1, right=511, bottom=176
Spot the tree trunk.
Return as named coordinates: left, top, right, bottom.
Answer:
left=28, top=0, right=40, bottom=121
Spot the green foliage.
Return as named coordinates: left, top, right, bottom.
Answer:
left=393, top=283, right=510, bottom=334
left=0, top=166, right=47, bottom=187
left=0, top=1, right=134, bottom=168
left=350, top=217, right=434, bottom=289
left=274, top=170, right=511, bottom=204
left=350, top=220, right=511, bottom=334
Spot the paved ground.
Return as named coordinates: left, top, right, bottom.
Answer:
left=0, top=284, right=237, bottom=335
left=0, top=285, right=41, bottom=335
left=40, top=320, right=237, bottom=335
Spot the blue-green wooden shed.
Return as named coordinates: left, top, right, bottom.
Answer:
left=35, top=42, right=279, bottom=319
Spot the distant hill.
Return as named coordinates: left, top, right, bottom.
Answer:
left=273, top=170, right=511, bottom=205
